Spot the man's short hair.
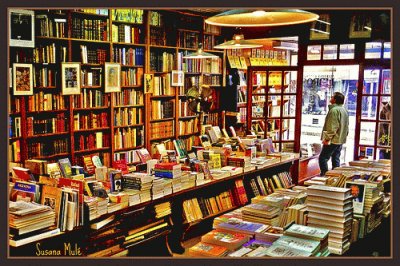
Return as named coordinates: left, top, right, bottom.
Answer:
left=333, top=92, right=345, bottom=104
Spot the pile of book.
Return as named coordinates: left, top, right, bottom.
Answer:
left=241, top=203, right=281, bottom=226
left=154, top=202, right=171, bottom=219
left=9, top=201, right=58, bottom=247
left=306, top=185, right=353, bottom=255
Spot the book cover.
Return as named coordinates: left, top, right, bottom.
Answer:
left=12, top=167, right=35, bottom=182
left=188, top=242, right=228, bottom=257
left=112, top=159, right=129, bottom=175
left=58, top=158, right=73, bottom=178
left=41, top=185, right=62, bottom=227
left=345, top=181, right=367, bottom=214
left=83, top=155, right=96, bottom=175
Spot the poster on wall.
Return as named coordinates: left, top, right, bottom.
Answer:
left=9, top=9, right=35, bottom=47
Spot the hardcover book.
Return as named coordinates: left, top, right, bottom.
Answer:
left=58, top=158, right=73, bottom=178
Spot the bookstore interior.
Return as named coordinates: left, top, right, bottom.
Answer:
left=7, top=8, right=392, bottom=258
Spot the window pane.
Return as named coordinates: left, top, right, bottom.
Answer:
left=267, top=119, right=280, bottom=141
left=307, top=45, right=322, bottom=60
left=376, top=148, right=391, bottom=160
left=359, top=146, right=374, bottom=160
left=284, top=71, right=297, bottom=93
left=379, top=97, right=391, bottom=121
left=363, top=69, right=380, bottom=94
left=282, top=142, right=295, bottom=152
left=268, top=71, right=282, bottom=93
left=365, top=42, right=382, bottom=59
left=323, top=45, right=338, bottom=60
left=378, top=122, right=391, bottom=147
left=268, top=95, right=281, bottom=117
left=281, top=119, right=295, bottom=140
left=383, top=42, right=391, bottom=59
left=361, top=96, right=377, bottom=119
left=283, top=95, right=296, bottom=117
left=339, top=44, right=355, bottom=59
left=381, top=69, right=391, bottom=94
left=359, top=122, right=376, bottom=145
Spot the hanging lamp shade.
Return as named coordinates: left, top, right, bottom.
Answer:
left=214, top=34, right=263, bottom=49
left=183, top=44, right=219, bottom=59
left=205, top=9, right=319, bottom=27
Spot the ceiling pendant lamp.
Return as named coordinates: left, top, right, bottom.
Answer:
left=182, top=43, right=219, bottom=59
left=205, top=9, right=319, bottom=27
left=214, top=33, right=263, bottom=49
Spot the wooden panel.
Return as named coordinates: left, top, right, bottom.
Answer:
left=298, top=155, right=320, bottom=184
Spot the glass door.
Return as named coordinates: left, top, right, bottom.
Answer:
left=301, top=65, right=359, bottom=163
left=357, top=68, right=391, bottom=159
left=247, top=67, right=298, bottom=152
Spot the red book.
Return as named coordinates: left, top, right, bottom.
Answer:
left=154, top=162, right=179, bottom=170
left=112, top=159, right=128, bottom=174
left=58, top=177, right=84, bottom=203
left=12, top=167, right=35, bottom=182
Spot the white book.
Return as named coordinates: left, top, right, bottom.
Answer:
left=10, top=228, right=61, bottom=247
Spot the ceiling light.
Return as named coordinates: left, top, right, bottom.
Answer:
left=183, top=44, right=219, bottom=59
left=214, top=34, right=263, bottom=49
left=205, top=9, right=319, bottom=27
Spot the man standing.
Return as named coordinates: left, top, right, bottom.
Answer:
left=319, top=92, right=349, bottom=176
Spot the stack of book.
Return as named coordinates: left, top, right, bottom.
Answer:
left=151, top=177, right=165, bottom=200
left=122, top=173, right=153, bottom=203
left=9, top=201, right=58, bottom=247
left=255, top=226, right=284, bottom=244
left=200, top=229, right=250, bottom=251
left=154, top=202, right=171, bottom=219
left=306, top=185, right=353, bottom=255
left=241, top=203, right=281, bottom=226
left=154, top=162, right=182, bottom=179
left=214, top=217, right=269, bottom=238
left=187, top=242, right=229, bottom=257
left=284, top=223, right=330, bottom=257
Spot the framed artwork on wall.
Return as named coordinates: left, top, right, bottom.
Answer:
left=13, top=63, right=33, bottom=95
left=349, top=14, right=372, bottom=38
left=104, top=62, right=121, bottom=93
left=61, top=63, right=81, bottom=95
left=9, top=9, right=35, bottom=47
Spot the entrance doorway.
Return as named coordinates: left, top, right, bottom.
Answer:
left=301, top=65, right=359, bottom=164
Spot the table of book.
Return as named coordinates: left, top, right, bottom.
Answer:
left=10, top=156, right=298, bottom=257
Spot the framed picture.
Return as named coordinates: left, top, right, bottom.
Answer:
left=105, top=62, right=121, bottom=93
left=144, top=73, right=154, bottom=94
left=9, top=9, right=35, bottom=48
left=310, top=14, right=330, bottom=40
left=13, top=63, right=33, bottom=95
left=349, top=14, right=372, bottom=39
left=171, top=70, right=184, bottom=86
left=61, top=63, right=81, bottom=95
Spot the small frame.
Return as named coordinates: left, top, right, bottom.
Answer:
left=61, top=62, right=81, bottom=95
left=9, top=9, right=35, bottom=48
left=171, top=70, right=184, bottom=86
left=310, top=14, right=330, bottom=40
left=349, top=14, right=372, bottom=39
left=144, top=73, right=154, bottom=94
left=104, top=62, right=121, bottom=93
left=13, top=63, right=33, bottom=95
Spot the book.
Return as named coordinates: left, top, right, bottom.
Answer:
left=12, top=167, right=35, bottom=182
left=9, top=228, right=60, bottom=247
left=58, top=158, right=73, bottom=178
left=10, top=181, right=40, bottom=203
left=201, top=229, right=250, bottom=251
left=188, top=242, right=229, bottom=257
left=41, top=185, right=62, bottom=227
left=90, top=215, right=115, bottom=230
left=345, top=181, right=367, bottom=214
